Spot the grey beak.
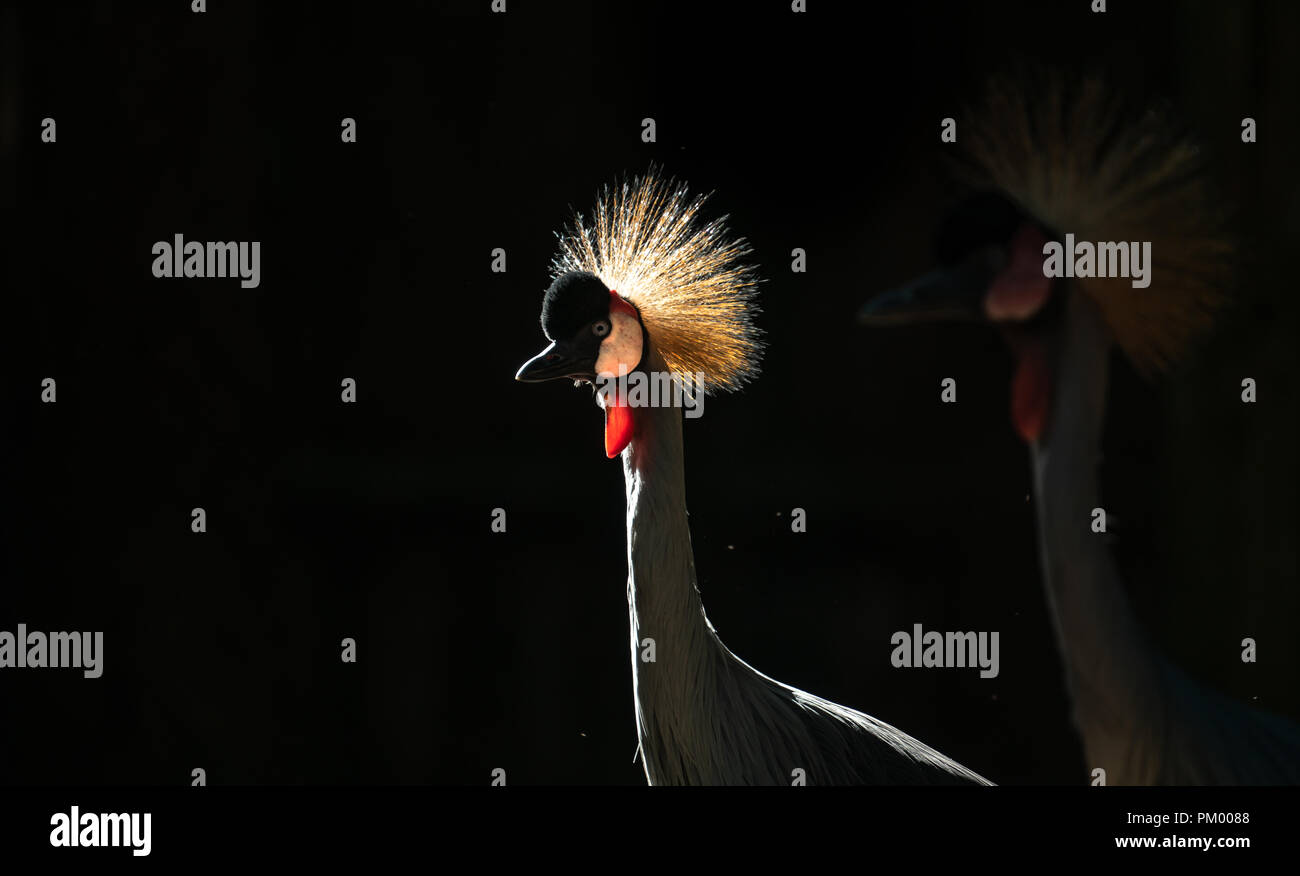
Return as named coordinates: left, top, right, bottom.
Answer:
left=858, top=246, right=1003, bottom=326
left=515, top=340, right=597, bottom=383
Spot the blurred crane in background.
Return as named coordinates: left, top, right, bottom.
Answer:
left=861, top=75, right=1300, bottom=784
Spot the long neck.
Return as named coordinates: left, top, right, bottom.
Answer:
left=1029, top=291, right=1161, bottom=767
left=620, top=346, right=731, bottom=783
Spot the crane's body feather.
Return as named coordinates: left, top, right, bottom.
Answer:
left=625, top=347, right=990, bottom=785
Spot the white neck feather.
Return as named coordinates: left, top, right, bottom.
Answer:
left=1029, top=291, right=1163, bottom=776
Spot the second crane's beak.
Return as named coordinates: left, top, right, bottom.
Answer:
left=857, top=247, right=1002, bottom=326
left=515, top=341, right=597, bottom=383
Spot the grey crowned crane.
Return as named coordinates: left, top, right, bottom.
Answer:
left=861, top=76, right=1300, bottom=784
left=516, top=172, right=992, bottom=786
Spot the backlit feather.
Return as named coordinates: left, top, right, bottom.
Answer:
left=552, top=170, right=764, bottom=395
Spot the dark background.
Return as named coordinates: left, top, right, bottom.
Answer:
left=1, top=0, right=1295, bottom=785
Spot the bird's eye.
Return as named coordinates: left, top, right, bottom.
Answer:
left=592, top=320, right=611, bottom=338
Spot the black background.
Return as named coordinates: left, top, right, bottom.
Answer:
left=1, top=0, right=1296, bottom=786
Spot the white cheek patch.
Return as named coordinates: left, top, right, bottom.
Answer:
left=595, top=307, right=643, bottom=378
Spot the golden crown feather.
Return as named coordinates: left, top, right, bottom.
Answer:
left=552, top=169, right=765, bottom=394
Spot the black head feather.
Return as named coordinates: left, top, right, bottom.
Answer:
left=540, top=271, right=611, bottom=341
left=935, top=190, right=1028, bottom=266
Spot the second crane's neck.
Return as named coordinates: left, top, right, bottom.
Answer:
left=617, top=343, right=732, bottom=782
left=1029, top=291, right=1157, bottom=723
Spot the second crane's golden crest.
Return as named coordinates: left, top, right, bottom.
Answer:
left=552, top=171, right=764, bottom=395
left=962, top=75, right=1234, bottom=375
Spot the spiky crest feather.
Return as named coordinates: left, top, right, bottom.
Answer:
left=552, top=170, right=764, bottom=395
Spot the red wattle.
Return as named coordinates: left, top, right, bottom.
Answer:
left=604, top=394, right=634, bottom=458
left=1011, top=337, right=1052, bottom=444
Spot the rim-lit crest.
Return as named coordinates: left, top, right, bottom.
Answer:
left=551, top=169, right=765, bottom=397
